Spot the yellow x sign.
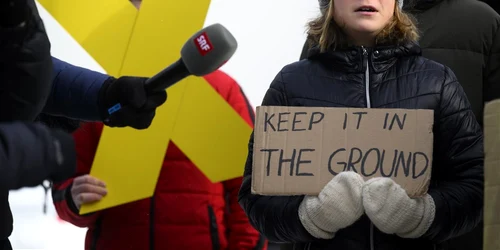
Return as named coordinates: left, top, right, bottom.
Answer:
left=38, top=0, right=252, bottom=214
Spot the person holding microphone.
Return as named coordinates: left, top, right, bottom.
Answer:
left=0, top=0, right=166, bottom=249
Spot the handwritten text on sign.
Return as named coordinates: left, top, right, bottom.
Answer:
left=252, top=106, right=434, bottom=198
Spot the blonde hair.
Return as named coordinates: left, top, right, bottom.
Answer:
left=307, top=0, right=419, bottom=52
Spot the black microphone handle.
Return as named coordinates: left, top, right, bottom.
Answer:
left=144, top=58, right=192, bottom=94
left=106, top=59, right=191, bottom=116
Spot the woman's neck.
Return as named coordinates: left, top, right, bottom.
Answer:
left=352, top=40, right=375, bottom=48
left=347, top=32, right=376, bottom=47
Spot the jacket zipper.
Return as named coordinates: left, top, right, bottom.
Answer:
left=149, top=195, right=156, bottom=250
left=90, top=216, right=102, bottom=250
left=207, top=205, right=221, bottom=250
left=362, top=46, right=372, bottom=109
left=362, top=46, right=375, bottom=250
left=370, top=223, right=375, bottom=250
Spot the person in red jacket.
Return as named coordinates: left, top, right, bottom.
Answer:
left=51, top=69, right=267, bottom=250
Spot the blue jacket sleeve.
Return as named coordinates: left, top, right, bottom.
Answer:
left=43, top=57, right=111, bottom=121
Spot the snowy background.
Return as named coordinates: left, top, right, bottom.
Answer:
left=8, top=1, right=319, bottom=249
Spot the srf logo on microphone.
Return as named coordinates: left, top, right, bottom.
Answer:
left=194, top=32, right=213, bottom=56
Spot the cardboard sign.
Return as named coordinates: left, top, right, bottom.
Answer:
left=484, top=99, right=500, bottom=250
left=252, top=106, right=434, bottom=198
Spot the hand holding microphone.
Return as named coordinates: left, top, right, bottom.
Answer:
left=98, top=23, right=238, bottom=130
left=98, top=76, right=167, bottom=129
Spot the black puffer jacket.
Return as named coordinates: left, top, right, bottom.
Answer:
left=238, top=42, right=484, bottom=250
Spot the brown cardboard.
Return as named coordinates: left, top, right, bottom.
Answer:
left=484, top=100, right=500, bottom=250
left=252, top=106, right=434, bottom=198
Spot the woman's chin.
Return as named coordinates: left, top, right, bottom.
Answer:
left=349, top=23, right=381, bottom=35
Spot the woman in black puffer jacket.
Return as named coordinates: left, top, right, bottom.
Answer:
left=238, top=0, right=484, bottom=249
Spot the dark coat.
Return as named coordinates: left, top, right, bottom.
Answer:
left=0, top=2, right=110, bottom=249
left=240, top=42, right=484, bottom=250
left=405, top=1, right=498, bottom=249
left=480, top=0, right=499, bottom=14
left=405, top=0, right=500, bottom=126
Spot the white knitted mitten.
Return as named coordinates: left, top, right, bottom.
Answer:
left=362, top=177, right=436, bottom=238
left=298, top=171, right=365, bottom=239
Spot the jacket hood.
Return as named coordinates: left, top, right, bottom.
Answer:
left=404, top=0, right=444, bottom=11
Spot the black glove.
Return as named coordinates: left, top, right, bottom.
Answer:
left=97, top=76, right=167, bottom=129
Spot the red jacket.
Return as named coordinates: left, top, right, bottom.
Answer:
left=52, top=70, right=266, bottom=250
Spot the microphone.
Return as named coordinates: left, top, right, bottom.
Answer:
left=107, top=23, right=238, bottom=115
